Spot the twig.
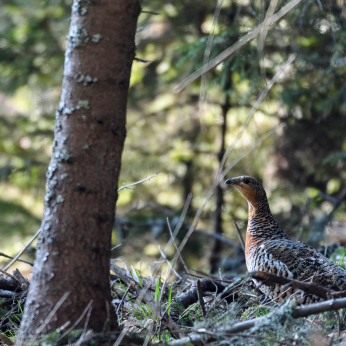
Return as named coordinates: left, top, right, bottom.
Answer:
left=143, top=319, right=154, bottom=346
left=112, top=326, right=129, bottom=346
left=194, top=229, right=242, bottom=250
left=170, top=55, right=295, bottom=277
left=167, top=218, right=189, bottom=274
left=251, top=271, right=335, bottom=300
left=169, top=296, right=346, bottom=345
left=233, top=220, right=245, bottom=252
left=141, top=10, right=159, bottom=15
left=199, top=0, right=224, bottom=127
left=163, top=193, right=192, bottom=283
left=0, top=333, right=14, bottom=345
left=134, top=57, right=151, bottom=63
left=328, top=290, right=346, bottom=299
left=29, top=291, right=70, bottom=346
left=196, top=280, right=206, bottom=319
left=158, top=245, right=182, bottom=281
left=3, top=228, right=42, bottom=271
left=110, top=262, right=185, bottom=339
left=117, top=284, right=131, bottom=314
left=174, top=0, right=302, bottom=92
left=292, top=296, right=346, bottom=318
left=12, top=269, right=29, bottom=290
left=58, top=300, right=93, bottom=341
left=0, top=252, right=33, bottom=266
left=177, top=279, right=225, bottom=308
left=117, top=172, right=159, bottom=192
left=258, top=0, right=278, bottom=83
left=171, top=123, right=286, bottom=278
left=0, top=268, right=20, bottom=283
left=0, top=288, right=22, bottom=298
left=76, top=305, right=94, bottom=346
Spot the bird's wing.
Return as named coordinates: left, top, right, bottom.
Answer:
left=250, top=239, right=346, bottom=290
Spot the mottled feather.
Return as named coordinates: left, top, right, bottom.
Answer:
left=226, top=175, right=346, bottom=303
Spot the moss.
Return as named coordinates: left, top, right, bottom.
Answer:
left=34, top=329, right=84, bottom=346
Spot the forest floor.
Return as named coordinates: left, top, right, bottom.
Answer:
left=1, top=251, right=346, bottom=346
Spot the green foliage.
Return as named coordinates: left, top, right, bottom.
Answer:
left=0, top=0, right=345, bottom=269
left=331, top=247, right=346, bottom=270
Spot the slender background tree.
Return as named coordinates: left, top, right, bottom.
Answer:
left=15, top=0, right=141, bottom=343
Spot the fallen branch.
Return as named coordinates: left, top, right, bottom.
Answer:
left=251, top=271, right=335, bottom=299
left=168, top=296, right=346, bottom=345
left=110, top=262, right=185, bottom=339
left=12, top=268, right=29, bottom=290
left=196, top=280, right=206, bottom=319
left=0, top=333, right=14, bottom=345
left=0, top=276, right=23, bottom=292
left=177, top=279, right=226, bottom=308
left=0, top=288, right=22, bottom=298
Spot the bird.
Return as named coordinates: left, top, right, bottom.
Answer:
left=225, top=175, right=346, bottom=303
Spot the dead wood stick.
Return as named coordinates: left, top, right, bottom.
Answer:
left=251, top=271, right=334, bottom=299
left=194, top=229, right=242, bottom=250
left=196, top=280, right=206, bottom=319
left=328, top=290, right=346, bottom=299
left=0, top=288, right=21, bottom=298
left=0, top=333, right=14, bottom=345
left=110, top=262, right=185, bottom=339
left=233, top=220, right=245, bottom=252
left=177, top=279, right=225, bottom=308
left=292, top=296, right=346, bottom=318
left=3, top=228, right=41, bottom=271
left=168, top=296, right=346, bottom=345
left=12, top=269, right=29, bottom=290
left=0, top=252, right=33, bottom=266
left=117, top=172, right=158, bottom=191
left=0, top=276, right=22, bottom=292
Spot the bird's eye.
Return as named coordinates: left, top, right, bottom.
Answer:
left=244, top=179, right=250, bottom=185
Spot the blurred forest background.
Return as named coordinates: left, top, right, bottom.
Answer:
left=0, top=0, right=346, bottom=276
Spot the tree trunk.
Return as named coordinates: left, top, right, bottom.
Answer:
left=16, top=1, right=140, bottom=344
left=210, top=73, right=231, bottom=273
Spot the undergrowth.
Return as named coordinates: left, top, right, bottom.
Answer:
left=1, top=247, right=346, bottom=345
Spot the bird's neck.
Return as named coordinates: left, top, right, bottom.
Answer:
left=246, top=200, right=285, bottom=239
left=245, top=202, right=286, bottom=259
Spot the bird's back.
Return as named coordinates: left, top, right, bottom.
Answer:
left=247, top=235, right=346, bottom=302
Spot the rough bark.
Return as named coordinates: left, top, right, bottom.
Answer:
left=209, top=73, right=231, bottom=273
left=16, top=1, right=140, bottom=344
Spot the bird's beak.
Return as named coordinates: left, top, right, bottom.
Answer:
left=225, top=178, right=235, bottom=185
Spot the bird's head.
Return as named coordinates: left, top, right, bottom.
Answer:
left=225, top=175, right=268, bottom=214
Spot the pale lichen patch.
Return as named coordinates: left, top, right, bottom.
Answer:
left=68, top=25, right=89, bottom=48
left=55, top=149, right=72, bottom=162
left=92, top=34, right=102, bottom=43
left=75, top=74, right=98, bottom=86
left=60, top=173, right=69, bottom=180
left=47, top=163, right=57, bottom=179
left=63, top=107, right=75, bottom=115
left=72, top=0, right=92, bottom=16
left=56, top=195, right=64, bottom=203
left=44, top=188, right=55, bottom=205
left=77, top=100, right=90, bottom=110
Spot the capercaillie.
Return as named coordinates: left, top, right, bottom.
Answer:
left=225, top=175, right=346, bottom=303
